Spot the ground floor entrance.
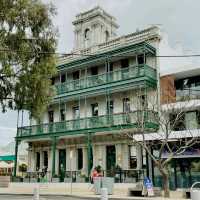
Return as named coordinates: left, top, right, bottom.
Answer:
left=153, top=157, right=200, bottom=189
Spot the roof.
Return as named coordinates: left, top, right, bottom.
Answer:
left=161, top=66, right=200, bottom=79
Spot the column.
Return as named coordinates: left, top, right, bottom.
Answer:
left=136, top=145, right=142, bottom=170
left=55, top=149, right=59, bottom=175
left=40, top=150, right=43, bottom=170
left=87, top=132, right=92, bottom=177
left=13, top=139, right=19, bottom=177
left=122, top=144, right=129, bottom=170
left=82, top=147, right=88, bottom=175
left=51, top=136, right=57, bottom=177
left=116, top=144, right=122, bottom=167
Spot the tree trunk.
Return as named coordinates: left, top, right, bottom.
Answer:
left=161, top=169, right=170, bottom=198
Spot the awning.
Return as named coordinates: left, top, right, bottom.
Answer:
left=0, top=155, right=15, bottom=161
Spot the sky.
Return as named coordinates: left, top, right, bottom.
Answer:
left=0, top=0, right=200, bottom=146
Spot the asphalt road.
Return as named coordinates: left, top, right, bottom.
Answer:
left=0, top=195, right=94, bottom=200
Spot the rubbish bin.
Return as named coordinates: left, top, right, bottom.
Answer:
left=191, top=182, right=200, bottom=200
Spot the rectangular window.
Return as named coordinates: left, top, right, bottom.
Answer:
left=51, top=77, right=55, bottom=85
left=60, top=109, right=65, bottom=121
left=123, top=98, right=130, bottom=113
left=91, top=66, right=98, bottom=76
left=43, top=151, right=48, bottom=168
left=61, top=74, right=66, bottom=83
left=73, top=71, right=80, bottom=80
left=48, top=110, right=54, bottom=123
left=169, top=113, right=185, bottom=131
left=107, top=63, right=113, bottom=72
left=107, top=100, right=114, bottom=114
left=138, top=94, right=147, bottom=108
left=73, top=106, right=80, bottom=119
left=121, top=59, right=129, bottom=68
left=91, top=103, right=98, bottom=116
left=137, top=54, right=145, bottom=65
left=185, top=111, right=197, bottom=129
left=77, top=148, right=83, bottom=170
left=129, top=146, right=137, bottom=169
left=197, top=111, right=200, bottom=127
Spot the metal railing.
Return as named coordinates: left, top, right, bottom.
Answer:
left=17, top=110, right=158, bottom=137
left=55, top=64, right=156, bottom=95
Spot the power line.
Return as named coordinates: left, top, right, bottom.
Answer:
left=1, top=48, right=200, bottom=58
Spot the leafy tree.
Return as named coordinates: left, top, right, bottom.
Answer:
left=19, top=163, right=27, bottom=172
left=0, top=0, right=57, bottom=119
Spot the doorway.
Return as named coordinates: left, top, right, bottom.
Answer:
left=106, top=145, right=116, bottom=176
left=59, top=149, right=66, bottom=182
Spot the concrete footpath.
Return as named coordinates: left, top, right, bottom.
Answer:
left=0, top=194, right=191, bottom=200
left=0, top=182, right=189, bottom=200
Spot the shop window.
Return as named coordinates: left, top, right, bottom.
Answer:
left=48, top=110, right=54, bottom=123
left=185, top=111, right=198, bottom=129
left=77, top=148, right=83, bottom=170
left=43, top=151, right=48, bottom=168
left=197, top=111, right=200, bottom=127
left=123, top=98, right=130, bottom=113
left=129, top=146, right=137, bottom=169
left=91, top=103, right=98, bottom=116
left=169, top=113, right=185, bottom=131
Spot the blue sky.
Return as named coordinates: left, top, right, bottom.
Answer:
left=0, top=0, right=200, bottom=146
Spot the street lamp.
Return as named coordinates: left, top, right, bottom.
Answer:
left=70, top=150, right=73, bottom=194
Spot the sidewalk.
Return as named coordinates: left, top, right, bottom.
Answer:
left=0, top=182, right=189, bottom=200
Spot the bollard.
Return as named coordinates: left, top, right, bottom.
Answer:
left=33, top=184, right=40, bottom=200
left=101, top=187, right=108, bottom=200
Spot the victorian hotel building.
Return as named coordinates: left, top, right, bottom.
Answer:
left=15, top=7, right=161, bottom=182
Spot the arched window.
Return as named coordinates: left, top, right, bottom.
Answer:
left=105, top=31, right=110, bottom=42
left=84, top=28, right=90, bottom=40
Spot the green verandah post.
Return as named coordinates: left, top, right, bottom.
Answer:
left=51, top=136, right=57, bottom=177
left=14, top=110, right=20, bottom=177
left=87, top=132, right=92, bottom=178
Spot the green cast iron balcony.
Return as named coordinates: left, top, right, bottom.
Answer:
left=17, top=111, right=158, bottom=139
left=55, top=64, right=156, bottom=98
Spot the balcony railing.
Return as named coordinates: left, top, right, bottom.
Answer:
left=55, top=64, right=156, bottom=96
left=17, top=111, right=158, bottom=138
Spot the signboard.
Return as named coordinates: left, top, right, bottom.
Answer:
left=144, top=177, right=154, bottom=196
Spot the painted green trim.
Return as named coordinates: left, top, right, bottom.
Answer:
left=13, top=140, right=18, bottom=177
left=58, top=42, right=156, bottom=71
left=17, top=111, right=158, bottom=140
left=51, top=136, right=57, bottom=177
left=53, top=64, right=157, bottom=101
left=0, top=155, right=16, bottom=161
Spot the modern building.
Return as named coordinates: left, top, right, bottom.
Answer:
left=152, top=67, right=200, bottom=189
left=14, top=6, right=161, bottom=181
